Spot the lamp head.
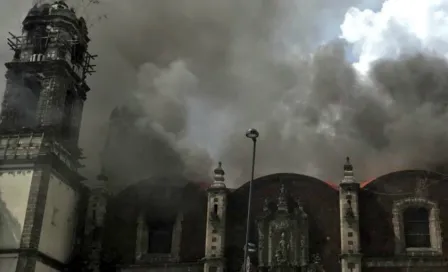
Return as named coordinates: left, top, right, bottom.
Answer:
left=245, top=128, right=259, bottom=140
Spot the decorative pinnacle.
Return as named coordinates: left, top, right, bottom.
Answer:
left=277, top=184, right=288, bottom=211
left=342, top=156, right=357, bottom=184
left=344, top=157, right=352, bottom=170
left=344, top=157, right=353, bottom=176
left=213, top=161, right=225, bottom=183
left=263, top=198, right=270, bottom=212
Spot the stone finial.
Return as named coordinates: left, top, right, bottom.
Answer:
left=211, top=161, right=226, bottom=189
left=214, top=162, right=225, bottom=182
left=277, top=184, right=288, bottom=211
left=263, top=199, right=269, bottom=212
left=342, top=156, right=356, bottom=183
left=344, top=157, right=353, bottom=174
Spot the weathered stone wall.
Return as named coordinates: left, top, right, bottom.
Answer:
left=101, top=180, right=207, bottom=269
left=359, top=170, right=448, bottom=270
left=101, top=170, right=448, bottom=272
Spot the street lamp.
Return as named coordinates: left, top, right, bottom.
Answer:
left=243, top=128, right=259, bottom=272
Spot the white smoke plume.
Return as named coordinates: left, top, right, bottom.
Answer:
left=2, top=0, right=448, bottom=191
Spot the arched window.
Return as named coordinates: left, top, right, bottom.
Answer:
left=135, top=211, right=184, bottom=262
left=403, top=207, right=430, bottom=248
left=147, top=221, right=174, bottom=254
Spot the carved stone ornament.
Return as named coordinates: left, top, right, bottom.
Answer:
left=275, top=232, right=290, bottom=264
left=241, top=256, right=256, bottom=272
left=307, top=254, right=325, bottom=272
left=414, top=176, right=438, bottom=198
left=256, top=184, right=310, bottom=271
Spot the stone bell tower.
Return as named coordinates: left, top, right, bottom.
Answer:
left=204, top=162, right=228, bottom=272
left=0, top=2, right=95, bottom=271
left=339, top=157, right=362, bottom=272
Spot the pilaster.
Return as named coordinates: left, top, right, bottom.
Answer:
left=15, top=165, right=51, bottom=272
left=83, top=173, right=109, bottom=272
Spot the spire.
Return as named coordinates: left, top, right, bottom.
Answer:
left=277, top=184, right=288, bottom=211
left=344, top=157, right=353, bottom=174
left=211, top=161, right=226, bottom=189
left=342, top=157, right=356, bottom=183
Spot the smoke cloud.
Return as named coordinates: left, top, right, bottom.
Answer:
left=2, top=0, right=448, bottom=191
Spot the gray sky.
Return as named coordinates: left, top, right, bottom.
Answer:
left=4, top=0, right=448, bottom=190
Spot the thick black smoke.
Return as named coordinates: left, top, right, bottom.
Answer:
left=3, top=0, right=448, bottom=191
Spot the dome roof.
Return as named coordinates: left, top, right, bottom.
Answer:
left=361, top=169, right=443, bottom=188
left=234, top=172, right=338, bottom=193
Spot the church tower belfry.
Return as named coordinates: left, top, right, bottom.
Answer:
left=204, top=162, right=228, bottom=272
left=1, top=0, right=96, bottom=150
left=339, top=157, right=362, bottom=272
left=0, top=2, right=95, bottom=271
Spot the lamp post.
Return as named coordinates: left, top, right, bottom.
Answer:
left=243, top=128, right=259, bottom=272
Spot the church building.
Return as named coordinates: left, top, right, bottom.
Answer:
left=0, top=2, right=447, bottom=272
left=102, top=152, right=448, bottom=272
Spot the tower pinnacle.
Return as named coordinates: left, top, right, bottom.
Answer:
left=211, top=161, right=226, bottom=189
left=277, top=184, right=288, bottom=212
left=342, top=157, right=356, bottom=183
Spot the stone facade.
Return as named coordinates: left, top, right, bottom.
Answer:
left=100, top=179, right=208, bottom=271
left=99, top=162, right=448, bottom=272
left=358, top=170, right=448, bottom=271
